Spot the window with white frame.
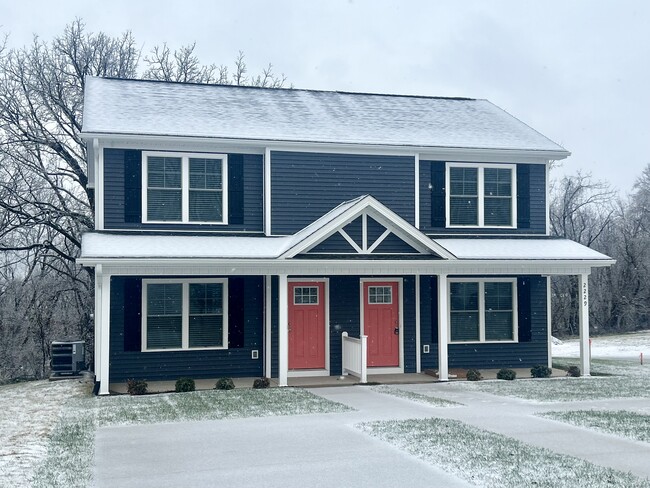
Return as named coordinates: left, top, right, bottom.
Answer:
left=143, top=152, right=228, bottom=224
left=449, top=279, right=517, bottom=343
left=447, top=163, right=516, bottom=227
left=143, top=279, right=228, bottom=351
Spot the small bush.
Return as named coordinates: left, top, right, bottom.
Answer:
left=215, top=377, right=235, bottom=390
left=530, top=364, right=553, bottom=378
left=496, top=369, right=516, bottom=381
left=126, top=379, right=148, bottom=395
left=253, top=377, right=270, bottom=389
left=175, top=377, right=195, bottom=392
left=566, top=365, right=581, bottom=377
left=466, top=369, right=482, bottom=381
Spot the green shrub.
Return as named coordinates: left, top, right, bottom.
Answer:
left=126, top=379, right=148, bottom=395
left=253, top=377, right=270, bottom=389
left=175, top=377, right=195, bottom=392
left=496, top=369, right=516, bottom=381
left=530, top=364, right=553, bottom=378
left=465, top=369, right=482, bottom=381
left=566, top=365, right=581, bottom=377
left=215, top=377, right=235, bottom=390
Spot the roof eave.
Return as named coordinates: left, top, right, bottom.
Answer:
left=80, top=131, right=570, bottom=162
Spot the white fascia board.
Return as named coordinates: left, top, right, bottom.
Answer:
left=80, top=132, right=569, bottom=163
left=77, top=257, right=615, bottom=277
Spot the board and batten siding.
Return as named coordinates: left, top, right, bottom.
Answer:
left=419, top=275, right=548, bottom=370
left=270, top=151, right=415, bottom=235
left=108, top=276, right=264, bottom=382
left=103, top=149, right=264, bottom=232
left=419, top=161, right=547, bottom=234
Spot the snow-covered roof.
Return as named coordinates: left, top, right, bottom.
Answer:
left=82, top=77, right=569, bottom=156
left=435, top=238, right=613, bottom=262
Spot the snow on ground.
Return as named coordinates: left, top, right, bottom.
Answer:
left=552, top=330, right=650, bottom=360
left=0, top=379, right=90, bottom=487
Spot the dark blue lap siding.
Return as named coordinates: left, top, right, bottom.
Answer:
left=270, top=151, right=415, bottom=235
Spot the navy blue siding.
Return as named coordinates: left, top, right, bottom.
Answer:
left=308, top=232, right=357, bottom=253
left=271, top=151, right=415, bottom=234
left=420, top=275, right=548, bottom=370
left=419, top=161, right=547, bottom=234
left=373, top=233, right=420, bottom=254
left=328, top=276, right=362, bottom=376
left=103, top=149, right=264, bottom=232
left=109, top=276, right=264, bottom=382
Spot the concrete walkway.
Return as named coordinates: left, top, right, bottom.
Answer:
left=94, top=385, right=650, bottom=487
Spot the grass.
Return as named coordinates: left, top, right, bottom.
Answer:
left=30, top=387, right=351, bottom=487
left=539, top=410, right=650, bottom=443
left=454, top=359, right=650, bottom=402
left=371, top=384, right=461, bottom=407
left=358, top=418, right=650, bottom=488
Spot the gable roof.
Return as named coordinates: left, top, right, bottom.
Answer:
left=82, top=77, right=569, bottom=157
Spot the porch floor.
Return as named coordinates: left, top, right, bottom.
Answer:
left=109, top=368, right=565, bottom=394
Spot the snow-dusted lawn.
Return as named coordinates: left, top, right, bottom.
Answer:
left=0, top=379, right=91, bottom=487
left=371, top=384, right=461, bottom=407
left=553, top=331, right=650, bottom=360
left=4, top=384, right=351, bottom=487
left=539, top=410, right=650, bottom=444
left=358, top=418, right=650, bottom=488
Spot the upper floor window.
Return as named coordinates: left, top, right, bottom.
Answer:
left=142, top=152, right=228, bottom=224
left=446, top=163, right=516, bottom=228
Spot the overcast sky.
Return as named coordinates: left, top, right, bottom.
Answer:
left=3, top=0, right=649, bottom=193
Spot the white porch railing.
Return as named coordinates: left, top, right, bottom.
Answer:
left=341, top=332, right=367, bottom=384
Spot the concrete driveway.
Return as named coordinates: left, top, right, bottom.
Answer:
left=94, top=384, right=650, bottom=487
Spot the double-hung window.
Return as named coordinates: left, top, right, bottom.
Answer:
left=449, top=278, right=517, bottom=343
left=447, top=163, right=516, bottom=227
left=143, top=279, right=228, bottom=351
left=143, top=152, right=228, bottom=224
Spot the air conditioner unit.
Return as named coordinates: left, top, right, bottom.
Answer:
left=51, top=340, right=86, bottom=376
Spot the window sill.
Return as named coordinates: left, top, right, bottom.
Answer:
left=142, top=220, right=229, bottom=225
left=449, top=340, right=518, bottom=345
left=142, top=346, right=228, bottom=353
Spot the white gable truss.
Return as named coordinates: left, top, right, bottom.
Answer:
left=280, top=195, right=455, bottom=259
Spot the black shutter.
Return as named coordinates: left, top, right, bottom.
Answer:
left=431, top=276, right=439, bottom=344
left=123, top=278, right=142, bottom=352
left=517, top=164, right=530, bottom=229
left=517, top=277, right=532, bottom=342
left=124, top=150, right=142, bottom=223
left=228, top=277, right=245, bottom=348
left=228, top=154, right=245, bottom=225
left=430, top=162, right=446, bottom=228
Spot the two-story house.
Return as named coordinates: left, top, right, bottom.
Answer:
left=78, top=77, right=614, bottom=395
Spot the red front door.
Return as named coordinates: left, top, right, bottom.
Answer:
left=363, top=281, right=399, bottom=367
left=288, top=281, right=326, bottom=370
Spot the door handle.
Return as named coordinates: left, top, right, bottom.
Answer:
left=394, top=327, right=399, bottom=335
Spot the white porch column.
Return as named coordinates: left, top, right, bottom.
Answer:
left=278, top=274, right=289, bottom=387
left=264, top=276, right=272, bottom=378
left=437, top=274, right=449, bottom=381
left=415, top=274, right=421, bottom=373
left=578, top=273, right=591, bottom=376
left=98, top=270, right=111, bottom=395
left=94, top=265, right=102, bottom=381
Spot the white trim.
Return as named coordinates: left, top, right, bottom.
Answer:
left=264, top=276, right=272, bottom=378
left=278, top=274, right=288, bottom=386
left=141, top=278, right=228, bottom=352
left=366, top=229, right=391, bottom=253
left=360, top=278, right=404, bottom=373
left=96, top=140, right=104, bottom=230
left=545, top=162, right=551, bottom=236
left=437, top=274, right=449, bottom=381
left=415, top=274, right=421, bottom=373
left=362, top=214, right=368, bottom=251
left=264, top=147, right=271, bottom=235
left=94, top=265, right=102, bottom=382
left=546, top=275, right=552, bottom=368
left=579, top=273, right=591, bottom=376
left=81, top=133, right=570, bottom=163
left=288, top=369, right=330, bottom=377
left=141, top=151, right=228, bottom=225
left=415, top=153, right=420, bottom=229
left=287, top=278, right=330, bottom=375
left=445, top=162, right=517, bottom=229
left=338, top=229, right=364, bottom=253
left=98, top=269, right=111, bottom=395
left=447, top=278, right=518, bottom=344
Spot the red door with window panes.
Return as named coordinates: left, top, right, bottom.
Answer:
left=288, top=282, right=326, bottom=370
left=363, top=281, right=399, bottom=367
